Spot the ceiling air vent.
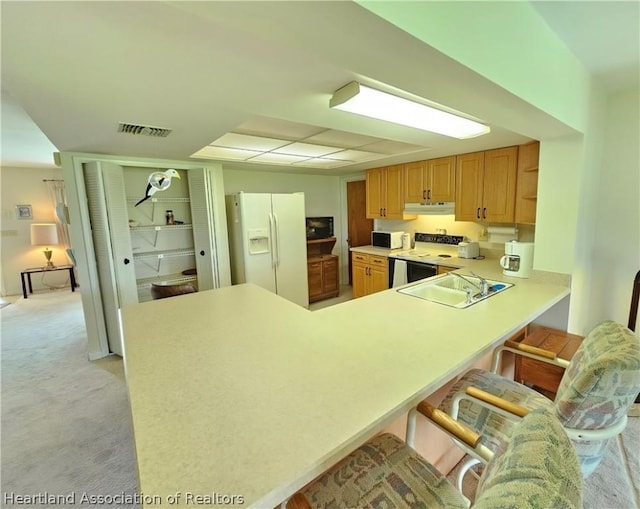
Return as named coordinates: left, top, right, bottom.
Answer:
left=118, top=122, right=172, bottom=138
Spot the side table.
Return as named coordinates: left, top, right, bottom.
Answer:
left=20, top=265, right=77, bottom=299
left=514, top=326, right=583, bottom=399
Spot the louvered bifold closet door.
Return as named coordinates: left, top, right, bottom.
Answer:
left=83, top=162, right=133, bottom=356
left=188, top=169, right=217, bottom=290
left=99, top=162, right=138, bottom=307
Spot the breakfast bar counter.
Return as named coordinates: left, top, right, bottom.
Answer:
left=121, top=268, right=570, bottom=508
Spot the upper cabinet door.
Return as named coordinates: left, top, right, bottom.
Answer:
left=483, top=147, right=518, bottom=223
left=384, top=164, right=405, bottom=218
left=366, top=167, right=385, bottom=219
left=428, top=156, right=456, bottom=203
left=455, top=152, right=485, bottom=222
left=404, top=160, right=427, bottom=203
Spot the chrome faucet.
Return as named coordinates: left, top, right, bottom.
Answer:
left=451, top=272, right=480, bottom=290
left=451, top=272, right=490, bottom=298
left=464, top=286, right=474, bottom=304
left=471, top=271, right=490, bottom=297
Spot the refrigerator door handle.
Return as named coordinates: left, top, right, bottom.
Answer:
left=268, top=213, right=277, bottom=269
left=273, top=212, right=281, bottom=267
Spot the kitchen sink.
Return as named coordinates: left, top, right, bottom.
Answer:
left=397, top=273, right=513, bottom=308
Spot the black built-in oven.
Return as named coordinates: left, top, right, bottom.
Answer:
left=388, top=258, right=437, bottom=287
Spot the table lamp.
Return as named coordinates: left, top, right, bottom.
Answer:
left=30, top=223, right=59, bottom=269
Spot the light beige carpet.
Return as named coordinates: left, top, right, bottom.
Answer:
left=1, top=291, right=137, bottom=507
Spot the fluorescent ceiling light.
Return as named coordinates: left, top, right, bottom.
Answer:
left=330, top=82, right=490, bottom=139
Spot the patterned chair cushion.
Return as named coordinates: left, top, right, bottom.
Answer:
left=300, top=433, right=467, bottom=509
left=474, top=407, right=582, bottom=509
left=554, top=320, right=640, bottom=476
left=555, top=320, right=640, bottom=427
left=438, top=368, right=553, bottom=453
left=440, top=321, right=640, bottom=478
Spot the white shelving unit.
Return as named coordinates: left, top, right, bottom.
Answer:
left=124, top=168, right=199, bottom=302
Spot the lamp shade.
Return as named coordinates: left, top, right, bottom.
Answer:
left=30, top=223, right=59, bottom=246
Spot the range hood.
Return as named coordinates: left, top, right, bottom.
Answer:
left=404, top=202, right=455, bottom=215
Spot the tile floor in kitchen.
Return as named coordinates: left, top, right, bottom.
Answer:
left=309, top=285, right=353, bottom=311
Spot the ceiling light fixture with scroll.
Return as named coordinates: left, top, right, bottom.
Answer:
left=329, top=81, right=490, bottom=139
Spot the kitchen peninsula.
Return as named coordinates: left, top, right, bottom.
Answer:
left=121, top=267, right=569, bottom=508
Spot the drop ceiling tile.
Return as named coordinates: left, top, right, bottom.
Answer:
left=191, top=145, right=262, bottom=160
left=295, top=158, right=351, bottom=169
left=213, top=133, right=289, bottom=151
left=235, top=116, right=324, bottom=140
left=325, top=149, right=381, bottom=162
left=273, top=142, right=341, bottom=157
left=249, top=152, right=310, bottom=164
left=360, top=140, right=430, bottom=155
left=304, top=129, right=382, bottom=148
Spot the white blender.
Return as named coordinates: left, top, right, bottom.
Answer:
left=500, top=241, right=534, bottom=278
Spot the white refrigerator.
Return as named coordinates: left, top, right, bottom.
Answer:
left=226, top=192, right=309, bottom=307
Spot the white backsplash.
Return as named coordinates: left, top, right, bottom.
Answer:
left=374, top=215, right=535, bottom=252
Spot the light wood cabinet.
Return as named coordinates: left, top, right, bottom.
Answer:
left=514, top=326, right=583, bottom=399
left=455, top=147, right=518, bottom=223
left=352, top=252, right=388, bottom=298
left=515, top=141, right=540, bottom=224
left=404, top=156, right=456, bottom=204
left=307, top=238, right=339, bottom=303
left=366, top=165, right=415, bottom=219
left=308, top=255, right=339, bottom=302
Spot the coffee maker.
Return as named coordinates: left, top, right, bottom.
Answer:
left=500, top=241, right=534, bottom=278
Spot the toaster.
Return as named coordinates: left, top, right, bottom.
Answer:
left=458, top=241, right=480, bottom=259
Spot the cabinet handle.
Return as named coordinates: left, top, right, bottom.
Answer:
left=483, top=208, right=487, bottom=219
left=379, top=207, right=383, bottom=216
left=427, top=189, right=431, bottom=200
left=422, top=190, right=426, bottom=200
left=476, top=208, right=481, bottom=219
left=383, top=208, right=386, bottom=216
left=124, top=258, right=130, bottom=265
left=200, top=250, right=205, bottom=256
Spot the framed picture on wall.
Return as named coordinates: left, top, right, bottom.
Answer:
left=16, top=204, right=33, bottom=220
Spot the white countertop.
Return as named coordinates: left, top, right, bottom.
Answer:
left=122, top=268, right=569, bottom=508
left=351, top=244, right=499, bottom=270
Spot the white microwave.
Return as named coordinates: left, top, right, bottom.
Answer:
left=371, top=231, right=404, bottom=249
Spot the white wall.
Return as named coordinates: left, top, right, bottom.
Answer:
left=535, top=136, right=585, bottom=274
left=588, top=88, right=640, bottom=332
left=358, top=1, right=590, bottom=133
left=0, top=166, right=71, bottom=296
left=223, top=168, right=342, bottom=245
